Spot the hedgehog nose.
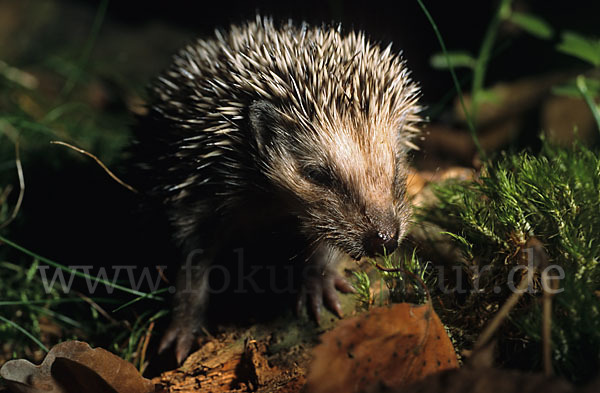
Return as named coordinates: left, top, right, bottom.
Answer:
left=365, top=229, right=399, bottom=257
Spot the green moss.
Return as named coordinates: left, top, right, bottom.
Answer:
left=418, top=140, right=600, bottom=382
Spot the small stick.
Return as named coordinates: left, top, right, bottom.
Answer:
left=50, top=140, right=138, bottom=193
left=0, top=186, right=12, bottom=206
left=473, top=270, right=530, bottom=351
left=542, top=269, right=554, bottom=376
left=75, top=290, right=119, bottom=325
left=139, top=321, right=154, bottom=374
left=474, top=238, right=548, bottom=352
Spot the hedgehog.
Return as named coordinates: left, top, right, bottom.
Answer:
left=131, top=16, right=421, bottom=363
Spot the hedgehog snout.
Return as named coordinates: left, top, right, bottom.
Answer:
left=364, top=228, right=399, bottom=257
left=361, top=209, right=400, bottom=257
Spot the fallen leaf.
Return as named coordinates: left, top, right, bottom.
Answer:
left=542, top=95, right=597, bottom=146
left=306, top=303, right=458, bottom=393
left=0, top=341, right=155, bottom=393
left=408, top=167, right=476, bottom=208
left=453, top=73, right=569, bottom=127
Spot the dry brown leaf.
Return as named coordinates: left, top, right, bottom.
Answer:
left=542, top=95, right=597, bottom=146
left=408, top=167, right=476, bottom=208
left=305, top=303, right=458, bottom=393
left=453, top=73, right=569, bottom=128
left=0, top=341, right=156, bottom=393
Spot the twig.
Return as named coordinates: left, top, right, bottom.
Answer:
left=473, top=269, right=531, bottom=351
left=139, top=321, right=154, bottom=374
left=75, top=290, right=120, bottom=325
left=158, top=265, right=170, bottom=285
left=474, top=238, right=548, bottom=351
left=542, top=268, right=555, bottom=376
left=50, top=140, right=138, bottom=193
left=0, top=185, right=13, bottom=207
left=0, top=138, right=25, bottom=230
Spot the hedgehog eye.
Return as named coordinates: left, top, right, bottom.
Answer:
left=302, top=165, right=333, bottom=188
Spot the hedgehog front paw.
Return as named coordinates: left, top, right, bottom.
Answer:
left=158, top=316, right=202, bottom=365
left=296, top=266, right=356, bottom=323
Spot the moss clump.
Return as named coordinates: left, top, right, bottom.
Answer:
left=418, top=140, right=600, bottom=383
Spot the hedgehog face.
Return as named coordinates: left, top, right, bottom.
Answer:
left=249, top=100, right=411, bottom=260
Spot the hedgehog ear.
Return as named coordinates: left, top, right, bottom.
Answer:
left=249, top=100, right=282, bottom=155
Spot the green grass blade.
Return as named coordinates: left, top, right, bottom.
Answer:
left=0, top=235, right=162, bottom=300
left=0, top=315, right=49, bottom=353
left=112, top=287, right=169, bottom=312
left=430, top=51, right=476, bottom=69
left=577, top=75, right=600, bottom=135
left=416, top=0, right=484, bottom=160
left=557, top=31, right=600, bottom=67
left=509, top=12, right=553, bottom=39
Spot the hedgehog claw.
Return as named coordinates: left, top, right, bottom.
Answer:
left=298, top=267, right=354, bottom=322
left=158, top=326, right=177, bottom=355
left=159, top=318, right=202, bottom=364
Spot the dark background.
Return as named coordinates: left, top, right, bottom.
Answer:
left=13, top=0, right=600, bottom=108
